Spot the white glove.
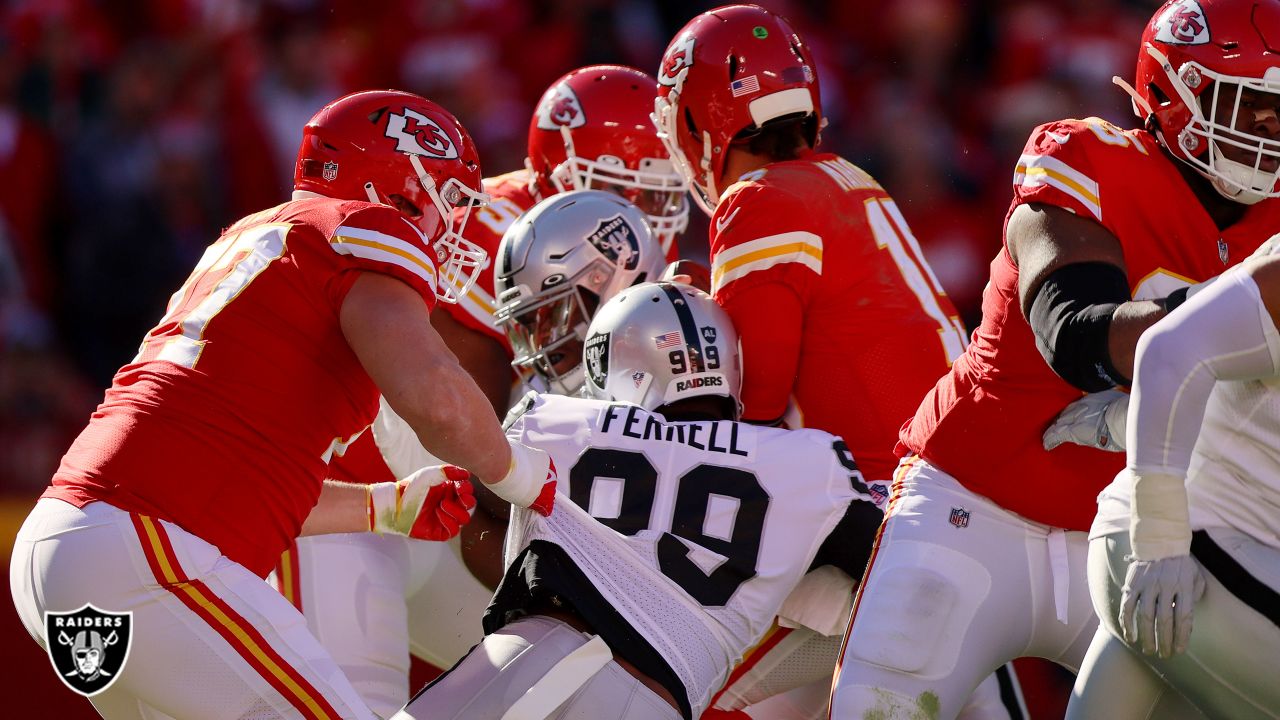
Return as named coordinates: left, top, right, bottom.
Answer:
left=485, top=440, right=558, bottom=516
left=1119, top=554, right=1206, bottom=659
left=1043, top=389, right=1129, bottom=452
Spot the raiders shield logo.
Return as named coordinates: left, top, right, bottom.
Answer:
left=322, top=161, right=339, bottom=182
left=45, top=605, right=132, bottom=697
left=584, top=331, right=610, bottom=388
left=586, top=215, right=640, bottom=270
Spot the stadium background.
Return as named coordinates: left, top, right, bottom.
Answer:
left=0, top=0, right=1155, bottom=715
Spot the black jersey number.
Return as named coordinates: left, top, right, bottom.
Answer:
left=568, top=447, right=768, bottom=606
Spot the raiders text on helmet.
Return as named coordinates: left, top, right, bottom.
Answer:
left=584, top=281, right=743, bottom=419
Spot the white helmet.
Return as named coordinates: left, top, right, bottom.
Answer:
left=495, top=190, right=666, bottom=396
left=583, top=281, right=741, bottom=418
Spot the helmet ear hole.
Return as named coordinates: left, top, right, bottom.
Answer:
left=684, top=107, right=700, bottom=140
left=1148, top=83, right=1172, bottom=107
left=728, top=54, right=740, bottom=79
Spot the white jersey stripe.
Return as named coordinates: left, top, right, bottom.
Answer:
left=330, top=237, right=438, bottom=293
left=1014, top=154, right=1101, bottom=221
left=712, top=232, right=823, bottom=294
left=332, top=223, right=437, bottom=271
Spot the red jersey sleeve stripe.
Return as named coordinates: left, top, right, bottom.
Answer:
left=130, top=515, right=342, bottom=720
left=1014, top=154, right=1102, bottom=221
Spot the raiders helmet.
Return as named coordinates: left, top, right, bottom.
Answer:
left=583, top=281, right=742, bottom=418
left=495, top=189, right=666, bottom=396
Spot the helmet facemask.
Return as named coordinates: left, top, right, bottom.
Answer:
left=548, top=125, right=690, bottom=255
left=653, top=93, right=720, bottom=216
left=497, top=272, right=608, bottom=397
left=1131, top=44, right=1280, bottom=205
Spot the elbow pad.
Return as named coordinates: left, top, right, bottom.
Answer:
left=1028, top=262, right=1131, bottom=392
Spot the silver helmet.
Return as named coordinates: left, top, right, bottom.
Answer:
left=583, top=281, right=741, bottom=418
left=495, top=189, right=666, bottom=396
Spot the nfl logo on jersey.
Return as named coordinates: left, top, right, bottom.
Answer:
left=322, top=161, right=339, bottom=181
left=949, top=507, right=970, bottom=529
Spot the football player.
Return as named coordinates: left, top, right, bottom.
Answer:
left=830, top=1, right=1280, bottom=718
left=8, top=90, right=559, bottom=719
left=1065, top=242, right=1280, bottom=718
left=393, top=281, right=883, bottom=720
left=651, top=6, right=1029, bottom=718
left=270, top=189, right=668, bottom=716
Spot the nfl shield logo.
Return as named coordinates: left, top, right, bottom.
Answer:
left=322, top=161, right=339, bottom=182
left=45, top=605, right=133, bottom=697
left=949, top=507, right=970, bottom=529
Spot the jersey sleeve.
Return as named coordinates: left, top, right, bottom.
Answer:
left=1011, top=118, right=1140, bottom=238
left=720, top=281, right=805, bottom=425
left=709, top=182, right=824, bottom=306
left=325, top=204, right=441, bottom=312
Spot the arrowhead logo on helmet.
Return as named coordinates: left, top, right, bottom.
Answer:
left=658, top=33, right=696, bottom=92
left=45, top=605, right=133, bottom=697
left=1155, top=0, right=1210, bottom=45
left=384, top=108, right=459, bottom=159
left=535, top=83, right=586, bottom=131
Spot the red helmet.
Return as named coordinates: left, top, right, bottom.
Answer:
left=295, top=90, right=489, bottom=303
left=653, top=4, right=822, bottom=215
left=1124, top=0, right=1280, bottom=204
left=527, top=65, right=689, bottom=257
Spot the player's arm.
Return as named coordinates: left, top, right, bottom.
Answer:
left=1008, top=202, right=1167, bottom=388
left=718, top=282, right=803, bottom=425
left=430, top=301, right=512, bottom=419
left=341, top=272, right=556, bottom=514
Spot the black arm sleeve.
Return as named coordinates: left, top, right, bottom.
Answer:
left=1027, top=261, right=1132, bottom=391
left=809, top=500, right=882, bottom=578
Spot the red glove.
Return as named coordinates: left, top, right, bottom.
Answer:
left=367, top=465, right=477, bottom=541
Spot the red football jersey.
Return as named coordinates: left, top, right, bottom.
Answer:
left=327, top=171, right=538, bottom=489
left=447, top=170, right=539, bottom=349
left=710, top=151, right=967, bottom=482
left=46, top=197, right=441, bottom=577
left=899, top=117, right=1280, bottom=530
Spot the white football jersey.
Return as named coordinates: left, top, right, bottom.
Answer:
left=503, top=393, right=865, bottom=717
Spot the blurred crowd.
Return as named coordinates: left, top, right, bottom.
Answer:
left=0, top=0, right=1155, bottom=490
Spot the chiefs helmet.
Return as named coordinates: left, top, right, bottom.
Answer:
left=295, top=90, right=489, bottom=302
left=653, top=4, right=822, bottom=215
left=527, top=65, right=689, bottom=257
left=495, top=190, right=665, bottom=396
left=583, top=281, right=742, bottom=420
left=1119, top=0, right=1280, bottom=204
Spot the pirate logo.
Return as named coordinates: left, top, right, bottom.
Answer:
left=45, top=605, right=132, bottom=696
left=586, top=215, right=641, bottom=270
left=584, top=331, right=610, bottom=388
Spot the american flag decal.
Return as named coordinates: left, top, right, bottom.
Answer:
left=654, top=331, right=682, bottom=350
left=730, top=75, right=760, bottom=97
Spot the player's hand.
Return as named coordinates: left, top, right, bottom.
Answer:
left=1119, top=554, right=1205, bottom=659
left=660, top=259, right=712, bottom=293
left=1042, top=389, right=1128, bottom=452
left=485, top=440, right=558, bottom=517
left=367, top=465, right=477, bottom=541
